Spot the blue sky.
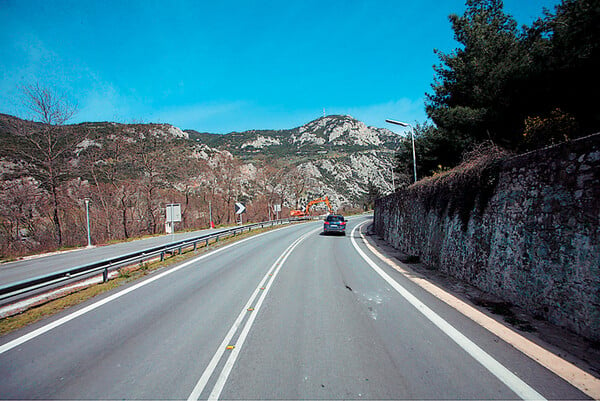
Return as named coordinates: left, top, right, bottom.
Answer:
left=1, top=0, right=561, bottom=135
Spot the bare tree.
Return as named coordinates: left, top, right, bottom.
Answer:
left=0, top=178, right=45, bottom=255
left=22, top=83, right=77, bottom=126
left=253, top=162, right=291, bottom=219
left=80, top=127, right=140, bottom=240
left=5, top=83, right=82, bottom=245
left=222, top=158, right=243, bottom=224
left=287, top=165, right=311, bottom=210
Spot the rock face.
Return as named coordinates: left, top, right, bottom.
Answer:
left=1, top=112, right=401, bottom=209
left=291, top=116, right=393, bottom=147
left=374, top=133, right=600, bottom=341
left=187, top=115, right=403, bottom=206
left=187, top=115, right=399, bottom=153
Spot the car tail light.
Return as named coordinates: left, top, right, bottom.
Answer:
left=324, top=221, right=330, bottom=225
left=341, top=221, right=346, bottom=225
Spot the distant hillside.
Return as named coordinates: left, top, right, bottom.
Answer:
left=0, top=112, right=403, bottom=256
left=0, top=113, right=402, bottom=204
left=186, top=115, right=403, bottom=206
left=186, top=115, right=400, bottom=157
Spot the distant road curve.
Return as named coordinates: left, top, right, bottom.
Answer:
left=0, top=226, right=235, bottom=286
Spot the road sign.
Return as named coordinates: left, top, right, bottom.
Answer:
left=235, top=202, right=246, bottom=215
left=273, top=204, right=281, bottom=212
left=165, top=203, right=181, bottom=235
left=166, top=203, right=181, bottom=222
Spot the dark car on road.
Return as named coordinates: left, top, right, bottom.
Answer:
left=323, top=214, right=346, bottom=235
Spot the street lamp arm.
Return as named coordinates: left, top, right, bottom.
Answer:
left=385, top=119, right=410, bottom=127
left=386, top=118, right=418, bottom=183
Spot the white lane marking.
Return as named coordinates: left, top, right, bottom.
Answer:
left=187, top=227, right=319, bottom=401
left=0, top=224, right=307, bottom=356
left=350, top=223, right=546, bottom=401
left=357, top=224, right=600, bottom=400
left=208, top=228, right=318, bottom=400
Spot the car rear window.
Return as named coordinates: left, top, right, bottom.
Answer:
left=326, top=215, right=344, bottom=222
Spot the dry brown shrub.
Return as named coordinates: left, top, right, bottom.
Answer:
left=415, top=141, right=509, bottom=188
left=410, top=141, right=511, bottom=230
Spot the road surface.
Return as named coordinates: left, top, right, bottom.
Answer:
left=0, top=225, right=259, bottom=286
left=0, top=216, right=589, bottom=399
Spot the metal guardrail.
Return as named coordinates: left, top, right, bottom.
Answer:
left=0, top=217, right=312, bottom=304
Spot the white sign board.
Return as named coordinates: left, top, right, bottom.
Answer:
left=273, top=204, right=282, bottom=212
left=166, top=203, right=182, bottom=222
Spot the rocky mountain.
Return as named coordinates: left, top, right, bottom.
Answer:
left=187, top=115, right=402, bottom=207
left=187, top=115, right=399, bottom=155
left=0, top=113, right=401, bottom=208
left=0, top=112, right=402, bottom=255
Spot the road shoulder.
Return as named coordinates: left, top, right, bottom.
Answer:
left=360, top=221, right=600, bottom=398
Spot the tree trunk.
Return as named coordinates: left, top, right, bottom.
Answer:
left=92, top=174, right=112, bottom=241
left=147, top=204, right=156, bottom=234
left=51, top=184, right=62, bottom=246
left=183, top=190, right=190, bottom=228
left=121, top=195, right=129, bottom=238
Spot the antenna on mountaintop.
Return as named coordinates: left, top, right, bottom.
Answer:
left=323, top=108, right=326, bottom=118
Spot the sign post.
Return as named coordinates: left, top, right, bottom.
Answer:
left=84, top=198, right=92, bottom=247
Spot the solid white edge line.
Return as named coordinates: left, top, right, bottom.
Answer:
left=350, top=222, right=546, bottom=401
left=187, top=227, right=319, bottom=401
left=0, top=223, right=306, bottom=356
left=357, top=223, right=600, bottom=399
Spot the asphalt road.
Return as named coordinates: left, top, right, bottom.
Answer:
left=0, top=217, right=589, bottom=400
left=0, top=225, right=255, bottom=286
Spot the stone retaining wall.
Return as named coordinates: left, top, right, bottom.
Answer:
left=374, top=134, right=600, bottom=340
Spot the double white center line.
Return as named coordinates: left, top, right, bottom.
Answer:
left=187, top=227, right=318, bottom=401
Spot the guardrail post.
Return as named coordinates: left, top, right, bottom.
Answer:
left=160, top=251, right=165, bottom=261
left=103, top=267, right=108, bottom=283
left=178, top=247, right=182, bottom=255
left=193, top=242, right=197, bottom=251
left=206, top=239, right=209, bottom=247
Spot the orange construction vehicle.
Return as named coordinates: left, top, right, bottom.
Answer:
left=290, top=196, right=333, bottom=217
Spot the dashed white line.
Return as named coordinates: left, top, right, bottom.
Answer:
left=187, top=227, right=319, bottom=401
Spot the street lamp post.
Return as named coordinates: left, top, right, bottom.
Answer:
left=385, top=119, right=417, bottom=183
left=84, top=198, right=92, bottom=248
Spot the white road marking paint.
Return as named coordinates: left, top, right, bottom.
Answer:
left=355, top=222, right=600, bottom=400
left=0, top=224, right=303, bottom=356
left=187, top=227, right=319, bottom=401
left=350, top=223, right=546, bottom=401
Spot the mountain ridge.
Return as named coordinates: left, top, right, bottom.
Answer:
left=186, top=114, right=400, bottom=156
left=0, top=112, right=402, bottom=255
left=0, top=113, right=402, bottom=205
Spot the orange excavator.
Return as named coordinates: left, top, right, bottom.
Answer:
left=290, top=196, right=333, bottom=217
